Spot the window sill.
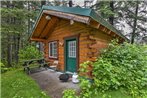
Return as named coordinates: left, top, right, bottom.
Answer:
left=49, top=57, right=58, bottom=60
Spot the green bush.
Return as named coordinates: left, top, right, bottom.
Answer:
left=19, top=45, right=43, bottom=61
left=94, top=42, right=147, bottom=92
left=63, top=41, right=147, bottom=98
left=62, top=89, right=79, bottom=98
left=79, top=41, right=147, bottom=97
left=0, top=62, right=17, bottom=73
left=0, top=62, right=8, bottom=73
left=62, top=41, right=147, bottom=98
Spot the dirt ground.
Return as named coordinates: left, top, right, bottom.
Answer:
left=30, top=68, right=80, bottom=98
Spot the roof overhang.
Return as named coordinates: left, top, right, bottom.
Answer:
left=43, top=10, right=90, bottom=24
left=30, top=12, right=59, bottom=41
left=29, top=10, right=90, bottom=42
left=30, top=6, right=129, bottom=42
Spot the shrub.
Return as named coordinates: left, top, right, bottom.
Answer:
left=0, top=62, right=17, bottom=73
left=0, top=62, right=8, bottom=73
left=94, top=42, right=147, bottom=89
left=62, top=89, right=79, bottom=98
left=79, top=41, right=147, bottom=97
left=19, top=45, right=43, bottom=61
left=89, top=42, right=147, bottom=96
left=63, top=41, right=147, bottom=98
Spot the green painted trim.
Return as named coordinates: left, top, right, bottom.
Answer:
left=64, top=35, right=79, bottom=73
left=64, top=39, right=66, bottom=72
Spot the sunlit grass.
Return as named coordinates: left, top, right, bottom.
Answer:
left=1, top=69, right=50, bottom=98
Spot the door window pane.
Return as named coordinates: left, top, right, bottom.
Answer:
left=68, top=41, right=76, bottom=58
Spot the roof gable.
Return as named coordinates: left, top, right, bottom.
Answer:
left=42, top=6, right=128, bottom=41
left=30, top=6, right=129, bottom=41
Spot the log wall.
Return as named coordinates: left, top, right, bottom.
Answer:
left=43, top=19, right=112, bottom=71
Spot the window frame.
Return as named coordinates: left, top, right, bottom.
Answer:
left=48, top=40, right=58, bottom=59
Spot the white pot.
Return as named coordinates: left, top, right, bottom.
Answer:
left=72, top=73, right=79, bottom=83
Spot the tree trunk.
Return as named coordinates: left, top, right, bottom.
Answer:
left=28, top=1, right=30, bottom=37
left=109, top=1, right=114, bottom=25
left=6, top=1, right=12, bottom=67
left=13, top=35, right=16, bottom=63
left=16, top=35, right=20, bottom=63
left=131, top=1, right=139, bottom=44
left=69, top=0, right=73, bottom=7
left=41, top=1, right=46, bottom=7
left=7, top=35, right=12, bottom=67
left=13, top=34, right=20, bottom=64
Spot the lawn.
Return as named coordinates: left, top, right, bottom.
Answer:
left=1, top=69, right=50, bottom=98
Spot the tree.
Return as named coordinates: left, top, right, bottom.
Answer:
left=1, top=1, right=40, bottom=66
left=91, top=1, right=115, bottom=25
left=91, top=0, right=147, bottom=44
left=121, top=1, right=147, bottom=44
left=109, top=1, right=114, bottom=25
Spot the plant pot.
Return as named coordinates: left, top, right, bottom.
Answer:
left=59, top=74, right=69, bottom=82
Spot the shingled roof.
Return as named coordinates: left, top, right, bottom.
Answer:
left=31, top=5, right=128, bottom=41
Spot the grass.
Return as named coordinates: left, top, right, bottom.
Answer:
left=1, top=69, right=50, bottom=98
left=2, top=69, right=147, bottom=98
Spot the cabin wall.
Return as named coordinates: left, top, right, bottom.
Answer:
left=87, top=28, right=113, bottom=61
left=81, top=28, right=113, bottom=78
left=43, top=19, right=90, bottom=71
left=43, top=19, right=112, bottom=71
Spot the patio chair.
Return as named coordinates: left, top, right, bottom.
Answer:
left=50, top=60, right=59, bottom=71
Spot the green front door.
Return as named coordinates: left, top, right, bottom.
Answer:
left=65, top=39, right=77, bottom=72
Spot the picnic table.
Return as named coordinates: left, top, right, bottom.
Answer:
left=22, top=58, right=49, bottom=74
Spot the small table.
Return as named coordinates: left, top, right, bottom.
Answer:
left=22, top=58, right=49, bottom=74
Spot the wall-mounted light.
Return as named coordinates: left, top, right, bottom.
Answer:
left=59, top=41, right=64, bottom=46
left=46, top=15, right=51, bottom=20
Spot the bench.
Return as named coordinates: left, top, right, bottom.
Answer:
left=22, top=59, right=49, bottom=74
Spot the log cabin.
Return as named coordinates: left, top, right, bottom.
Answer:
left=30, top=6, right=128, bottom=73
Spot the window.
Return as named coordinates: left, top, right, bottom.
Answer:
left=68, top=41, right=76, bottom=58
left=49, top=41, right=58, bottom=58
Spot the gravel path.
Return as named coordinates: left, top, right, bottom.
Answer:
left=30, top=68, right=80, bottom=98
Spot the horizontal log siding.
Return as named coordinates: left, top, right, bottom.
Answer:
left=90, top=28, right=112, bottom=57
left=43, top=19, right=90, bottom=71
left=43, top=19, right=112, bottom=72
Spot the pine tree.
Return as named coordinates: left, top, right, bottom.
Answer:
left=119, top=1, right=147, bottom=43
left=91, top=0, right=147, bottom=43
left=1, top=1, right=40, bottom=66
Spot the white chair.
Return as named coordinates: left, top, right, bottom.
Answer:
left=50, top=60, right=59, bottom=71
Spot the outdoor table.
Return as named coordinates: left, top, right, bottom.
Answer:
left=22, top=58, right=49, bottom=74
